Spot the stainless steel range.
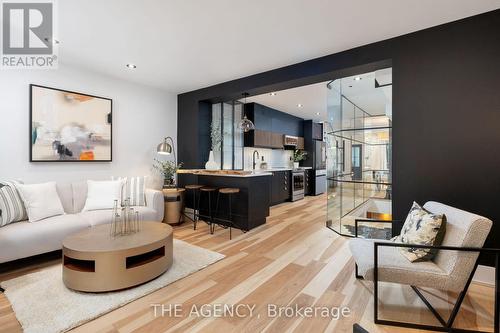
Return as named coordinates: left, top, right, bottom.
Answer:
left=291, top=169, right=305, bottom=201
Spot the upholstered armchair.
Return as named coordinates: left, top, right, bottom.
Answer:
left=349, top=201, right=499, bottom=333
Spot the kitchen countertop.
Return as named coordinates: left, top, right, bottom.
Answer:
left=177, top=169, right=272, bottom=178
left=177, top=167, right=312, bottom=178
left=251, top=167, right=313, bottom=172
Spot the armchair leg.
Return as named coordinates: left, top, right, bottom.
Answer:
left=371, top=241, right=500, bottom=333
left=353, top=323, right=369, bottom=333
left=374, top=259, right=497, bottom=333
left=411, top=286, right=447, bottom=327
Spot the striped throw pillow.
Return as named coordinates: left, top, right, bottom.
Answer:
left=112, top=176, right=146, bottom=206
left=0, top=180, right=28, bottom=227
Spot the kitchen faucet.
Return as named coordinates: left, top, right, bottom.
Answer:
left=252, top=150, right=260, bottom=170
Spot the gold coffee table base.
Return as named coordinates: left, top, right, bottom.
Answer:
left=62, top=222, right=173, bottom=292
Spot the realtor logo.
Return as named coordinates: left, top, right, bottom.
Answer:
left=1, top=0, right=58, bottom=68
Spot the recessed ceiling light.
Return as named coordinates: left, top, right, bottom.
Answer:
left=354, top=76, right=362, bottom=81
left=269, top=92, right=277, bottom=96
left=126, top=63, right=137, bottom=69
left=297, top=104, right=303, bottom=108
left=316, top=112, right=321, bottom=115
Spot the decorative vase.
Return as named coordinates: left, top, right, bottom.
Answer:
left=109, top=198, right=140, bottom=237
left=205, top=150, right=219, bottom=170
left=293, top=162, right=300, bottom=169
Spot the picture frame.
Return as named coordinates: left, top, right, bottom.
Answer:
left=29, top=84, right=113, bottom=162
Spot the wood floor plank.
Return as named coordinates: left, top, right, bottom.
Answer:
left=0, top=193, right=495, bottom=333
left=233, top=260, right=326, bottom=333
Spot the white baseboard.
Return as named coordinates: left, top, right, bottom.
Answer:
left=473, top=265, right=495, bottom=286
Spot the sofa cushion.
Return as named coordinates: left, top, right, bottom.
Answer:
left=78, top=206, right=159, bottom=227
left=0, top=214, right=90, bottom=263
left=72, top=181, right=88, bottom=213
left=423, top=201, right=492, bottom=291
left=132, top=206, right=159, bottom=222
left=348, top=238, right=454, bottom=290
left=56, top=182, right=74, bottom=214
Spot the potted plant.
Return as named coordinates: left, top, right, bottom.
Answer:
left=293, top=149, right=307, bottom=169
left=153, top=159, right=183, bottom=188
left=208, top=117, right=222, bottom=170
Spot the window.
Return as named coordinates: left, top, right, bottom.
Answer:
left=211, top=101, right=244, bottom=170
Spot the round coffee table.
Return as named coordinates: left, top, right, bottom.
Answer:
left=62, top=221, right=173, bottom=292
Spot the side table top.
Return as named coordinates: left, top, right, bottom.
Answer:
left=163, top=188, right=186, bottom=196
left=63, top=221, right=172, bottom=253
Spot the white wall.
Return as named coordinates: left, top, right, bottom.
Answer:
left=0, top=64, right=177, bottom=185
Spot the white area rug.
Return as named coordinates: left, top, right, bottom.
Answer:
left=0, top=239, right=225, bottom=333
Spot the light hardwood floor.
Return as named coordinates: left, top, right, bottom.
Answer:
left=0, top=194, right=495, bottom=333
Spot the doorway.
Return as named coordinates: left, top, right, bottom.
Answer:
left=351, top=144, right=362, bottom=180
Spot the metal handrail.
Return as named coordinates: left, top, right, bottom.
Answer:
left=328, top=177, right=391, bottom=186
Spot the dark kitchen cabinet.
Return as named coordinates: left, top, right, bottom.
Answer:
left=297, top=137, right=305, bottom=150
left=253, top=129, right=271, bottom=147
left=252, top=105, right=272, bottom=131
left=304, top=169, right=312, bottom=195
left=245, top=130, right=283, bottom=149
left=244, top=103, right=304, bottom=149
left=302, top=120, right=324, bottom=168
left=271, top=171, right=290, bottom=205
left=312, top=122, right=323, bottom=141
left=271, top=132, right=284, bottom=149
left=272, top=111, right=303, bottom=136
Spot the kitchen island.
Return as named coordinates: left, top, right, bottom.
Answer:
left=177, top=170, right=272, bottom=231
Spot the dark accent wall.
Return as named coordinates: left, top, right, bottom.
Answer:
left=178, top=10, right=500, bottom=260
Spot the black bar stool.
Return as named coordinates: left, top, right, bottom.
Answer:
left=214, top=187, right=241, bottom=239
left=184, top=184, right=203, bottom=229
left=197, top=187, right=217, bottom=231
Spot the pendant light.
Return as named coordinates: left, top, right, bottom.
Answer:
left=238, top=92, right=255, bottom=132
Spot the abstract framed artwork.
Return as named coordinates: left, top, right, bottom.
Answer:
left=30, top=84, right=112, bottom=162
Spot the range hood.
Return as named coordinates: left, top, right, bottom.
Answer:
left=283, top=135, right=298, bottom=147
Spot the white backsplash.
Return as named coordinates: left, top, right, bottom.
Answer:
left=243, top=147, right=293, bottom=170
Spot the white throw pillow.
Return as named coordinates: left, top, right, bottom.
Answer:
left=83, top=180, right=124, bottom=211
left=111, top=176, right=147, bottom=206
left=17, top=182, right=65, bottom=222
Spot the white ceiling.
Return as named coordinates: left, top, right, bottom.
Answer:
left=334, top=69, right=392, bottom=117
left=58, top=1, right=500, bottom=93
left=246, top=69, right=392, bottom=121
left=246, top=82, right=329, bottom=121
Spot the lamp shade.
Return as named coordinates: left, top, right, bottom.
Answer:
left=238, top=115, right=255, bottom=132
left=157, top=139, right=172, bottom=155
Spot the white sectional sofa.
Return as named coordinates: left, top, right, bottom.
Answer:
left=0, top=181, right=164, bottom=264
